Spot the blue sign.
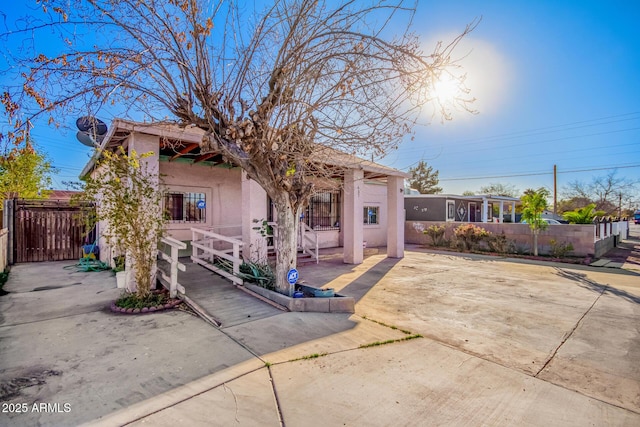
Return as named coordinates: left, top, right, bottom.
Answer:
left=196, top=200, right=206, bottom=209
left=287, top=269, right=299, bottom=285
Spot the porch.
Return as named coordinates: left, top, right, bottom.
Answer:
left=157, top=228, right=376, bottom=325
left=158, top=247, right=381, bottom=328
left=174, top=260, right=285, bottom=328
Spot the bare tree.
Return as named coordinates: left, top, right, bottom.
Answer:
left=478, top=182, right=520, bottom=198
left=562, top=171, right=638, bottom=216
left=1, top=0, right=476, bottom=294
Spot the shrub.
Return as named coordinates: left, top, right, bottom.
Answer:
left=0, top=269, right=9, bottom=295
left=562, top=204, right=597, bottom=224
left=115, top=291, right=169, bottom=309
left=424, top=225, right=446, bottom=246
left=549, top=239, right=574, bottom=258
left=487, top=232, right=515, bottom=254
left=453, top=224, right=491, bottom=251
left=239, top=261, right=276, bottom=290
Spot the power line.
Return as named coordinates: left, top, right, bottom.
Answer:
left=439, top=163, right=640, bottom=182
left=391, top=111, right=640, bottom=170
left=443, top=112, right=640, bottom=145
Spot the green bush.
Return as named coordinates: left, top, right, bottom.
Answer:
left=549, top=239, right=574, bottom=258
left=115, top=291, right=169, bottom=309
left=487, top=232, right=515, bottom=254
left=239, top=261, right=276, bottom=290
left=0, top=269, right=9, bottom=295
left=424, top=225, right=446, bottom=246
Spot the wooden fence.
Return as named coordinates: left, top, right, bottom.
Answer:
left=13, top=199, right=94, bottom=263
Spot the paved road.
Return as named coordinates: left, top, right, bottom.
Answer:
left=1, top=229, right=639, bottom=426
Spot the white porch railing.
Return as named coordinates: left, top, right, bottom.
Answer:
left=266, top=221, right=319, bottom=264
left=191, top=227, right=244, bottom=285
left=157, top=236, right=187, bottom=298
left=207, top=224, right=243, bottom=241
left=300, top=223, right=319, bottom=264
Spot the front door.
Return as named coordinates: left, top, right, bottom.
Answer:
left=468, top=202, right=477, bottom=222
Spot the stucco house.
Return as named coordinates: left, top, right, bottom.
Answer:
left=405, top=194, right=520, bottom=223
left=80, top=119, right=409, bottom=274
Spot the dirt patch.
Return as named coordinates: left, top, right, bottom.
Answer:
left=0, top=369, right=62, bottom=400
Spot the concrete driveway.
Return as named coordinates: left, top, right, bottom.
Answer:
left=1, top=229, right=639, bottom=426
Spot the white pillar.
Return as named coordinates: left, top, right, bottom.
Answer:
left=482, top=198, right=489, bottom=223
left=343, top=169, right=364, bottom=264
left=387, top=176, right=405, bottom=258
left=499, top=201, right=504, bottom=223
left=241, top=172, right=268, bottom=263
left=511, top=202, right=516, bottom=223
left=127, top=133, right=160, bottom=292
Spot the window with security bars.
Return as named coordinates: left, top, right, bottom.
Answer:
left=303, top=191, right=341, bottom=231
left=363, top=206, right=379, bottom=225
left=164, top=192, right=206, bottom=223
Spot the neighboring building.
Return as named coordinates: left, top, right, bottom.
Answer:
left=405, top=194, right=520, bottom=223
left=80, top=119, right=409, bottom=267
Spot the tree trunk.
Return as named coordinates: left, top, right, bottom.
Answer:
left=274, top=196, right=300, bottom=296
left=533, top=231, right=539, bottom=256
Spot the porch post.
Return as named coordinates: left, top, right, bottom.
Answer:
left=499, top=201, right=504, bottom=223
left=386, top=176, right=405, bottom=258
left=344, top=168, right=364, bottom=264
left=482, top=198, right=489, bottom=223
left=511, top=202, right=516, bottom=223
left=241, top=172, right=268, bottom=263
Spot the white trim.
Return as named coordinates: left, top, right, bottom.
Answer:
left=446, top=200, right=455, bottom=222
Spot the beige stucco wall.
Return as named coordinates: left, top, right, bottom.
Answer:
left=362, top=181, right=389, bottom=247
left=405, top=221, right=596, bottom=257
left=161, top=161, right=242, bottom=242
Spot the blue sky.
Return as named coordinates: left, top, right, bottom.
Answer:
left=1, top=1, right=639, bottom=203
left=384, top=0, right=640, bottom=198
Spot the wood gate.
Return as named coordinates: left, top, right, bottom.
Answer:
left=13, top=199, right=94, bottom=263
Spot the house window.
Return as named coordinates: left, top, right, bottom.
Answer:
left=164, top=192, right=206, bottom=223
left=363, top=206, right=379, bottom=225
left=446, top=200, right=455, bottom=221
left=303, top=191, right=341, bottom=230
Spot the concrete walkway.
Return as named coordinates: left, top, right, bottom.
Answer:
left=2, top=229, right=639, bottom=426
left=595, top=227, right=640, bottom=271
left=89, top=245, right=640, bottom=427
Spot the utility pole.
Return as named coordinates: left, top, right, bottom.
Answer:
left=553, top=164, right=557, bottom=216
left=619, top=192, right=622, bottom=218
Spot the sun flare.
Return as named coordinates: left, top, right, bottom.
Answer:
left=432, top=73, right=462, bottom=105
left=422, top=35, right=512, bottom=123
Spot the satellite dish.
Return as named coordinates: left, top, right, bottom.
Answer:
left=76, top=131, right=96, bottom=147
left=76, top=116, right=108, bottom=135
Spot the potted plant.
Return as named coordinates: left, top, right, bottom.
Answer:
left=113, top=255, right=126, bottom=289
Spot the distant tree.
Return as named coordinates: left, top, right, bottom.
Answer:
left=557, top=196, right=592, bottom=214
left=562, top=171, right=638, bottom=216
left=408, top=161, right=442, bottom=194
left=0, top=137, right=53, bottom=203
left=520, top=187, right=550, bottom=256
left=479, top=182, right=520, bottom=198
left=562, top=203, right=601, bottom=224
left=2, top=0, right=477, bottom=295
left=461, top=190, right=475, bottom=196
